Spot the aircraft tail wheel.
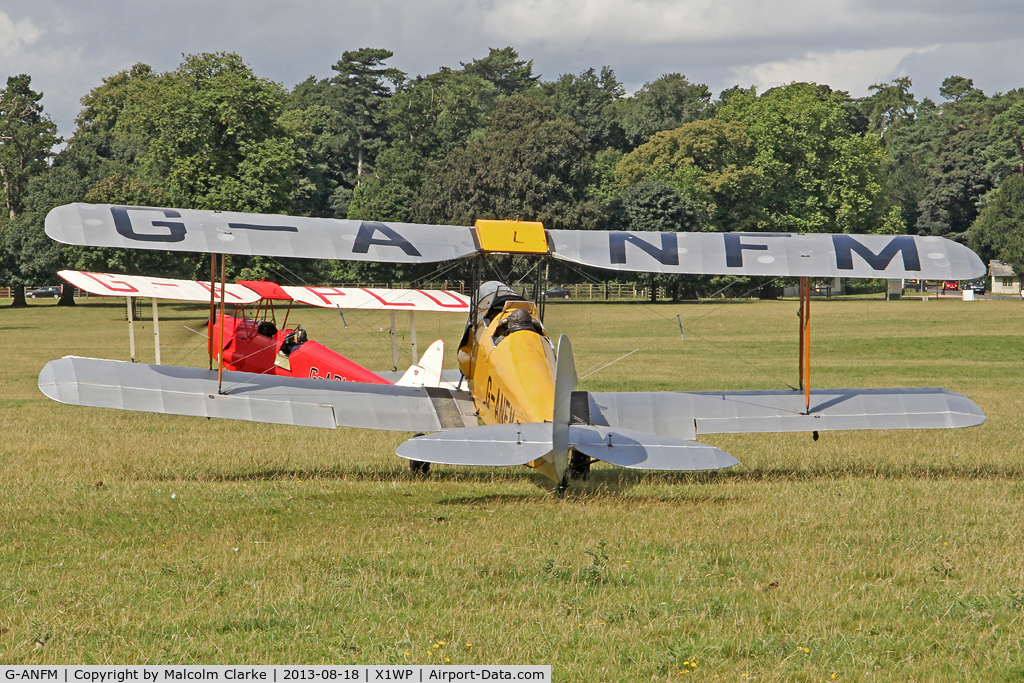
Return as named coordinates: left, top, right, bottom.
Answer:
left=556, top=477, right=570, bottom=498
left=568, top=450, right=591, bottom=480
left=409, top=433, right=430, bottom=476
left=812, top=431, right=819, bottom=441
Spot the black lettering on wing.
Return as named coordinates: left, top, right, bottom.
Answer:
left=353, top=222, right=422, bottom=257
left=608, top=232, right=679, bottom=266
left=111, top=206, right=186, bottom=243
left=832, top=235, right=921, bottom=271
left=228, top=223, right=298, bottom=232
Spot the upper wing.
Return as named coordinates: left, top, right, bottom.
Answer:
left=39, top=356, right=478, bottom=431
left=59, top=270, right=261, bottom=303
left=282, top=286, right=471, bottom=312
left=46, top=204, right=987, bottom=280
left=45, top=204, right=477, bottom=264
left=576, top=388, right=986, bottom=440
left=548, top=230, right=986, bottom=280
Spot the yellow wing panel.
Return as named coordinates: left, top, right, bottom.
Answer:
left=474, top=220, right=549, bottom=254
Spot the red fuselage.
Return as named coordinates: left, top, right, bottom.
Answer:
left=209, top=315, right=391, bottom=384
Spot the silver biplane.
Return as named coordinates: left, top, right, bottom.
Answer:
left=40, top=204, right=987, bottom=491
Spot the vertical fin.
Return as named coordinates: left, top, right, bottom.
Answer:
left=396, top=339, right=444, bottom=388
left=552, top=334, right=577, bottom=484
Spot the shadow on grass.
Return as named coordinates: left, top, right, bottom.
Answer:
left=436, top=493, right=541, bottom=505
left=139, top=461, right=1024, bottom=495
left=720, top=464, right=1024, bottom=481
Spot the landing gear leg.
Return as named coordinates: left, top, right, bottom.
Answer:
left=409, top=433, right=430, bottom=477
left=568, top=451, right=592, bottom=480
left=556, top=476, right=570, bottom=498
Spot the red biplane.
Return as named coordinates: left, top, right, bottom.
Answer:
left=58, top=270, right=470, bottom=389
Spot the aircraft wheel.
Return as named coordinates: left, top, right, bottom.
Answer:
left=568, top=451, right=591, bottom=480
left=409, top=433, right=430, bottom=476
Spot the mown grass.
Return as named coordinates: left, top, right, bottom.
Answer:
left=2, top=295, right=1023, bottom=680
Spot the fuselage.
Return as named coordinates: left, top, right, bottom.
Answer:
left=457, top=286, right=559, bottom=480
left=210, top=314, right=391, bottom=384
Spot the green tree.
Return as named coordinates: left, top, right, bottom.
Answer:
left=611, top=179, right=697, bottom=231
left=863, top=77, right=917, bottom=137
left=615, top=119, right=761, bottom=230
left=537, top=67, right=625, bottom=151
left=877, top=97, right=941, bottom=230
left=71, top=64, right=155, bottom=172
left=984, top=95, right=1024, bottom=183
left=609, top=180, right=698, bottom=301
left=717, top=82, right=893, bottom=234
left=616, top=74, right=712, bottom=150
left=0, top=74, right=61, bottom=306
left=915, top=123, right=994, bottom=240
left=348, top=69, right=499, bottom=223
left=115, top=52, right=301, bottom=212
left=386, top=68, right=498, bottom=160
left=0, top=162, right=88, bottom=306
left=327, top=48, right=405, bottom=181
left=417, top=95, right=600, bottom=230
left=461, top=47, right=539, bottom=97
left=969, top=173, right=1024, bottom=275
left=939, top=76, right=983, bottom=103
left=346, top=143, right=424, bottom=223
left=0, top=74, right=60, bottom=219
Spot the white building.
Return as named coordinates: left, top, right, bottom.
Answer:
left=988, top=260, right=1021, bottom=294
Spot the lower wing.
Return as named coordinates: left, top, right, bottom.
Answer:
left=39, top=356, right=477, bottom=431
left=577, top=388, right=986, bottom=440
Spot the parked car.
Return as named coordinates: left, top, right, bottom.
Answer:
left=542, top=286, right=571, bottom=299
left=942, top=280, right=959, bottom=291
left=964, top=280, right=986, bottom=295
left=28, top=286, right=62, bottom=299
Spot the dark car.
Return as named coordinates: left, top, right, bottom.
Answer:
left=542, top=286, right=571, bottom=299
left=964, top=280, right=986, bottom=295
left=27, top=286, right=61, bottom=299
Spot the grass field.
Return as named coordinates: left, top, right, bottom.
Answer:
left=1, top=295, right=1023, bottom=680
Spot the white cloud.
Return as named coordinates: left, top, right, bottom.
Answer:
left=4, top=0, right=1024, bottom=137
left=480, top=0, right=852, bottom=46
left=0, top=11, right=42, bottom=57
left=733, top=45, right=940, bottom=97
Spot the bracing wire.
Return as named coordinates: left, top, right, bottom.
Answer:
left=554, top=259, right=797, bottom=390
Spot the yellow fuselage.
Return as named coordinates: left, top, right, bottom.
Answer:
left=458, top=302, right=559, bottom=480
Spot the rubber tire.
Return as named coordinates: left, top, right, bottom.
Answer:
left=409, top=433, right=430, bottom=476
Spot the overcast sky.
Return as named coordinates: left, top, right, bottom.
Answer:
left=4, top=0, right=1024, bottom=138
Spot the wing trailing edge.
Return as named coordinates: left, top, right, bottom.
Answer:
left=577, top=388, right=986, bottom=437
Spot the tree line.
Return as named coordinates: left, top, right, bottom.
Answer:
left=3, top=48, right=1024, bottom=305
